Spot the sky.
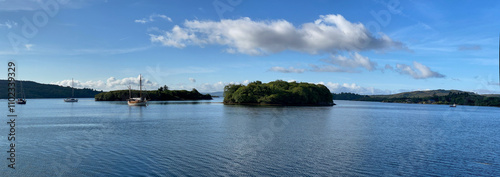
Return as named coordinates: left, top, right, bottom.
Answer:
left=0, top=0, right=499, bottom=94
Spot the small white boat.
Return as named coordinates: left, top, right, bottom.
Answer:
left=450, top=103, right=456, bottom=107
left=64, top=78, right=78, bottom=102
left=127, top=74, right=147, bottom=106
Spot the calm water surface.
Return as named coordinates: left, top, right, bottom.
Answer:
left=1, top=98, right=499, bottom=176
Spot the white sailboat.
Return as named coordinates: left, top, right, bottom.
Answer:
left=64, top=78, right=78, bottom=102
left=16, top=80, right=26, bottom=104
left=127, top=74, right=147, bottom=106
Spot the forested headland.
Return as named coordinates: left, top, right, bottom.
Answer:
left=332, top=90, right=500, bottom=107
left=95, top=86, right=212, bottom=101
left=223, top=80, right=334, bottom=106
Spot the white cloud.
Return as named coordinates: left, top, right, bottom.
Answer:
left=149, top=14, right=406, bottom=55
left=318, top=82, right=392, bottom=95
left=309, top=64, right=358, bottom=73
left=51, top=75, right=159, bottom=91
left=0, top=20, right=17, bottom=29
left=135, top=14, right=172, bottom=24
left=25, top=44, right=33, bottom=50
left=189, top=78, right=196, bottom=83
left=394, top=61, right=445, bottom=79
left=321, top=52, right=377, bottom=71
left=269, top=66, right=305, bottom=73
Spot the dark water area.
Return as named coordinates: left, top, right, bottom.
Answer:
left=1, top=98, right=499, bottom=176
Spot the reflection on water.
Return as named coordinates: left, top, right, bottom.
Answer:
left=0, top=98, right=499, bottom=176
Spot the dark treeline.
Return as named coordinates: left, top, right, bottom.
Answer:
left=95, top=86, right=212, bottom=101
left=0, top=80, right=101, bottom=98
left=223, top=80, right=334, bottom=106
left=333, top=91, right=500, bottom=107
left=332, top=92, right=368, bottom=100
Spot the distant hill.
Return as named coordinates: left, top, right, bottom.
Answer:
left=0, top=80, right=102, bottom=99
left=369, top=89, right=474, bottom=99
left=205, top=91, right=224, bottom=97
left=333, top=89, right=500, bottom=107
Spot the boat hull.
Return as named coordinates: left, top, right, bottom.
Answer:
left=64, top=98, right=78, bottom=102
left=128, top=101, right=147, bottom=106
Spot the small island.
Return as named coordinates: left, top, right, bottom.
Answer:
left=223, top=80, right=334, bottom=106
left=95, top=86, right=212, bottom=101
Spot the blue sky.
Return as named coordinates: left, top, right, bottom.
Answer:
left=0, top=0, right=499, bottom=94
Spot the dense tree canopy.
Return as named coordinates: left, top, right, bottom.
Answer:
left=333, top=91, right=500, bottom=107
left=223, top=80, right=334, bottom=106
left=95, top=87, right=211, bottom=101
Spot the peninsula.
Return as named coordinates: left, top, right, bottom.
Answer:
left=223, top=80, right=334, bottom=106
left=332, top=90, right=500, bottom=107
left=95, top=86, right=212, bottom=101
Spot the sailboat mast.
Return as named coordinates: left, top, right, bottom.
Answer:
left=71, top=78, right=74, bottom=98
left=139, top=74, right=142, bottom=98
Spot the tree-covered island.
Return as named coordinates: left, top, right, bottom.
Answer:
left=223, top=80, right=335, bottom=106
left=95, top=86, right=212, bottom=101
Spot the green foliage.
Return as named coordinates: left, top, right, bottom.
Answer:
left=95, top=87, right=212, bottom=101
left=334, top=90, right=500, bottom=107
left=332, top=92, right=368, bottom=100
left=0, top=80, right=101, bottom=99
left=223, top=80, right=334, bottom=106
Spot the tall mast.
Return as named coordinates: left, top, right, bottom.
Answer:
left=72, top=78, right=74, bottom=98
left=139, top=74, right=142, bottom=98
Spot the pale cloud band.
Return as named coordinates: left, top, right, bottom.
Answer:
left=135, top=14, right=172, bottom=24
left=149, top=14, right=407, bottom=55
left=51, top=75, right=159, bottom=91
left=392, top=61, right=445, bottom=79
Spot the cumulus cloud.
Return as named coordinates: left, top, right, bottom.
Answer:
left=189, top=78, right=196, bottom=83
left=321, top=52, right=377, bottom=71
left=269, top=66, right=305, bottom=73
left=135, top=14, right=172, bottom=24
left=394, top=61, right=445, bottom=79
left=318, top=82, right=392, bottom=95
left=149, top=14, right=406, bottom=55
left=51, top=75, right=159, bottom=91
left=458, top=45, right=481, bottom=51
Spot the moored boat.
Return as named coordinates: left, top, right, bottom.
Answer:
left=64, top=78, right=78, bottom=102
left=127, top=74, right=147, bottom=106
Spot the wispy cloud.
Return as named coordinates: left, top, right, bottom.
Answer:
left=309, top=64, right=359, bottom=73
left=0, top=0, right=91, bottom=11
left=135, top=14, right=172, bottom=24
left=149, top=14, right=407, bottom=55
left=393, top=61, right=445, bottom=79
left=25, top=44, right=34, bottom=50
left=319, top=82, right=392, bottom=95
left=0, top=20, right=17, bottom=29
left=51, top=75, right=159, bottom=91
left=72, top=46, right=151, bottom=55
left=458, top=45, right=481, bottom=51
left=321, top=52, right=377, bottom=71
left=268, top=66, right=305, bottom=73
